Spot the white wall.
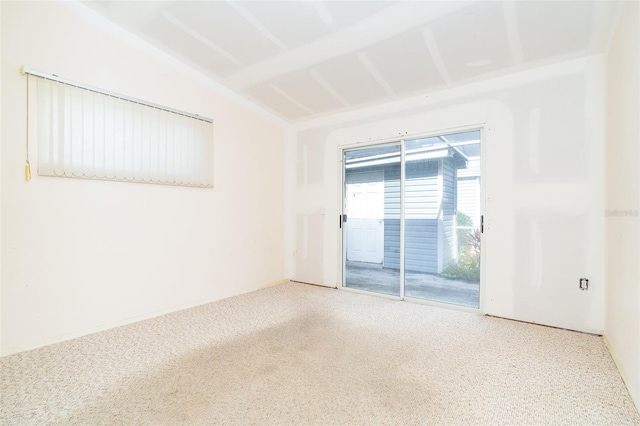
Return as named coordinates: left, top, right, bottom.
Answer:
left=605, top=0, right=640, bottom=410
left=287, top=55, right=606, bottom=334
left=1, top=1, right=286, bottom=355
left=0, top=2, right=3, bottom=352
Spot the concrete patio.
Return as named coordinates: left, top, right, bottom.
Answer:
left=344, top=263, right=479, bottom=308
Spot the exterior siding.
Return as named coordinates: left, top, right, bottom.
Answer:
left=383, top=160, right=440, bottom=273
left=345, top=155, right=459, bottom=274
left=382, top=165, right=401, bottom=269
left=384, top=219, right=438, bottom=272
left=405, top=161, right=439, bottom=220
left=457, top=157, right=481, bottom=227
left=441, top=158, right=456, bottom=270
left=383, top=167, right=401, bottom=219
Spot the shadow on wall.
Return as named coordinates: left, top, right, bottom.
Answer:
left=514, top=211, right=587, bottom=327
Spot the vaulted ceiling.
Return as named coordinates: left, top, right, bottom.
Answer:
left=84, top=1, right=622, bottom=123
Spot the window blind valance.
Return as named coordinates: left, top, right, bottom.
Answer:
left=25, top=67, right=214, bottom=188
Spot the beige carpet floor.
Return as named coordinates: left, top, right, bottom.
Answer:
left=1, top=282, right=638, bottom=425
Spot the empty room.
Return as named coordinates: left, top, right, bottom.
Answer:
left=1, top=0, right=639, bottom=424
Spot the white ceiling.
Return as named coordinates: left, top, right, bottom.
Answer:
left=84, top=0, right=622, bottom=123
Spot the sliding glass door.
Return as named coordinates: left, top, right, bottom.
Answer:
left=341, top=130, right=481, bottom=309
left=342, top=143, right=401, bottom=296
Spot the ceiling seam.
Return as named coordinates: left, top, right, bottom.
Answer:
left=225, top=0, right=288, bottom=51
left=269, top=83, right=315, bottom=115
left=357, top=52, right=396, bottom=98
left=161, top=10, right=244, bottom=67
left=309, top=69, right=351, bottom=108
left=422, top=27, right=453, bottom=84
left=503, top=2, right=524, bottom=66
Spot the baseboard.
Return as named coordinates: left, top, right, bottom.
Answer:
left=603, top=335, right=640, bottom=413
left=262, top=278, right=290, bottom=288
left=1, top=278, right=290, bottom=357
left=289, top=280, right=335, bottom=288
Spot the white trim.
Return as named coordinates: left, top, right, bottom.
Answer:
left=336, top=124, right=487, bottom=153
left=338, top=145, right=346, bottom=289
left=478, top=126, right=486, bottom=314
left=437, top=159, right=444, bottom=273
left=399, top=140, right=406, bottom=299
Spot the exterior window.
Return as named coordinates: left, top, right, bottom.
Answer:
left=36, top=78, right=213, bottom=188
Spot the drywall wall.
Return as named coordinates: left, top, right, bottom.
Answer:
left=0, top=2, right=3, bottom=351
left=605, top=0, right=640, bottom=410
left=287, top=55, right=606, bottom=334
left=1, top=1, right=285, bottom=355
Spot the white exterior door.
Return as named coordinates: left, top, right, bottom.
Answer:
left=346, top=172, right=384, bottom=264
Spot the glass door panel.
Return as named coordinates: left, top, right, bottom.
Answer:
left=403, top=131, right=481, bottom=308
left=343, top=144, right=401, bottom=296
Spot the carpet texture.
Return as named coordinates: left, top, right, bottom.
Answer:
left=1, top=282, right=638, bottom=425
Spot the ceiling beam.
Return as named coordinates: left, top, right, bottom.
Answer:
left=227, top=1, right=477, bottom=89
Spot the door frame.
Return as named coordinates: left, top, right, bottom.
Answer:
left=337, top=125, right=486, bottom=314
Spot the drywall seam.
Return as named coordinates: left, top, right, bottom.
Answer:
left=62, top=1, right=288, bottom=129
left=293, top=55, right=602, bottom=132
left=228, top=1, right=474, bottom=89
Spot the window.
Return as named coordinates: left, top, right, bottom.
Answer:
left=34, top=75, right=213, bottom=187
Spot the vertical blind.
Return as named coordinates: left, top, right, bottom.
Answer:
left=36, top=77, right=214, bottom=187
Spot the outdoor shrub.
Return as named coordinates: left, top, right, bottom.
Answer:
left=443, top=225, right=481, bottom=282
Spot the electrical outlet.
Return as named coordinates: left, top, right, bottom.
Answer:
left=579, top=278, right=589, bottom=291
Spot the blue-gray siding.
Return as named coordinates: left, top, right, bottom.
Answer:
left=345, top=157, right=456, bottom=274
left=441, top=158, right=456, bottom=269
left=384, top=219, right=438, bottom=272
